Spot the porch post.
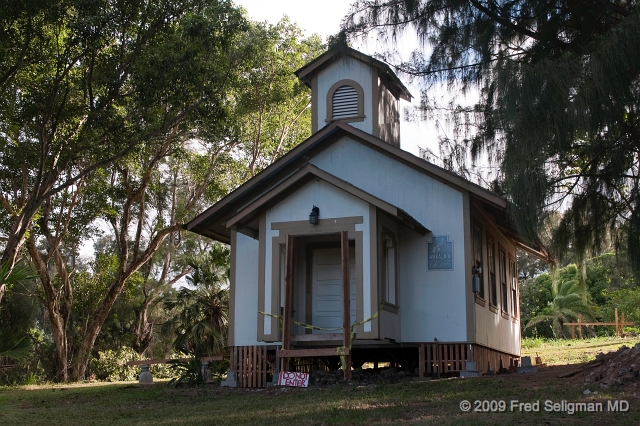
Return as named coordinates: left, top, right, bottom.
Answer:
left=341, top=230, right=352, bottom=380
left=282, top=234, right=294, bottom=370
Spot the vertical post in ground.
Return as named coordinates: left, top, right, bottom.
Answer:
left=578, top=314, right=582, bottom=339
left=341, top=230, right=352, bottom=380
left=282, top=234, right=294, bottom=371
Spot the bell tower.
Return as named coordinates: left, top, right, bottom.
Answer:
left=296, top=47, right=412, bottom=147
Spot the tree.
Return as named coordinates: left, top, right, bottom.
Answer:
left=0, top=0, right=243, bottom=269
left=526, top=267, right=600, bottom=338
left=343, top=1, right=640, bottom=273
left=1, top=0, right=248, bottom=381
left=0, top=261, right=35, bottom=361
left=233, top=18, right=324, bottom=178
left=163, top=245, right=230, bottom=357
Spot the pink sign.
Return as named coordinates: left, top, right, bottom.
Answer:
left=278, top=371, right=309, bottom=387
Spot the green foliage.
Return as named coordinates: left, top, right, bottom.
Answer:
left=233, top=17, right=324, bottom=177
left=163, top=245, right=230, bottom=357
left=89, top=346, right=174, bottom=382
left=524, top=263, right=600, bottom=338
left=604, top=289, right=640, bottom=326
left=0, top=328, right=32, bottom=362
left=343, top=2, right=640, bottom=275
left=519, top=273, right=553, bottom=338
left=168, top=358, right=205, bottom=387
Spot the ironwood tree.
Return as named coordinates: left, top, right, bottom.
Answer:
left=343, top=1, right=640, bottom=272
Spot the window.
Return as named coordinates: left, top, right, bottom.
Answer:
left=500, top=248, right=508, bottom=313
left=487, top=235, right=497, bottom=310
left=510, top=256, right=518, bottom=317
left=381, top=231, right=397, bottom=307
left=326, top=79, right=364, bottom=123
left=473, top=222, right=484, bottom=299
left=332, top=85, right=359, bottom=119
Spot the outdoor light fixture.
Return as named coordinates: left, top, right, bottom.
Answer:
left=472, top=265, right=481, bottom=293
left=309, top=205, right=319, bottom=225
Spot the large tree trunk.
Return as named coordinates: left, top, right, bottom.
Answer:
left=134, top=298, right=154, bottom=355
left=26, top=239, right=71, bottom=382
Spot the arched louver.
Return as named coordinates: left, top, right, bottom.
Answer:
left=332, top=85, right=359, bottom=119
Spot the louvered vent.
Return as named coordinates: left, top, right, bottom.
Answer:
left=332, top=85, right=359, bottom=119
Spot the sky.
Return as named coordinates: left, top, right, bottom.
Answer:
left=233, top=0, right=439, bottom=157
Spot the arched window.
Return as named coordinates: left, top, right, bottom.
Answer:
left=332, top=85, right=359, bottom=119
left=326, top=79, right=364, bottom=122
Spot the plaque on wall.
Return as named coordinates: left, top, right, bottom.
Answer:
left=428, top=236, right=453, bottom=270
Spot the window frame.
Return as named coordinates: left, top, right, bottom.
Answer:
left=487, top=233, right=498, bottom=313
left=499, top=246, right=508, bottom=317
left=473, top=220, right=485, bottom=303
left=326, top=79, right=365, bottom=123
left=380, top=227, right=398, bottom=312
left=509, top=254, right=518, bottom=319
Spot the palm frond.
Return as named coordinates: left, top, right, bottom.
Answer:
left=0, top=329, right=33, bottom=361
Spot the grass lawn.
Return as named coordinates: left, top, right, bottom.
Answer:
left=522, top=335, right=640, bottom=365
left=1, top=337, right=638, bottom=426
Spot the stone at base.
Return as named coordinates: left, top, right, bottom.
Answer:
left=221, top=371, right=238, bottom=387
left=267, top=369, right=280, bottom=387
left=521, top=356, right=533, bottom=367
left=516, top=366, right=538, bottom=374
left=138, top=365, right=154, bottom=385
left=460, top=370, right=481, bottom=378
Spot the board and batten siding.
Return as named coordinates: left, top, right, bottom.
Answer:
left=316, top=57, right=372, bottom=134
left=473, top=213, right=521, bottom=356
left=262, top=179, right=373, bottom=338
left=309, top=136, right=469, bottom=343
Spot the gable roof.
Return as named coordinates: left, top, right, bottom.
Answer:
left=186, top=121, right=516, bottom=243
left=295, top=46, right=412, bottom=102
left=226, top=163, right=429, bottom=236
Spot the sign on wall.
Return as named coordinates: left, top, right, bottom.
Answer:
left=428, top=236, right=453, bottom=270
left=278, top=371, right=309, bottom=387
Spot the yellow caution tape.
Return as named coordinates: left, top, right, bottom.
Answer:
left=259, top=305, right=382, bottom=371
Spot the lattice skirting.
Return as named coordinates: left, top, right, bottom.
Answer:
left=229, top=346, right=276, bottom=388
left=418, top=343, right=519, bottom=376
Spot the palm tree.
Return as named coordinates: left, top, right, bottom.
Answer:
left=0, top=261, right=36, bottom=305
left=526, top=278, right=599, bottom=339
left=163, top=245, right=230, bottom=357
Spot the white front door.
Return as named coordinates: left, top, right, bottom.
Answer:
left=311, top=247, right=356, bottom=333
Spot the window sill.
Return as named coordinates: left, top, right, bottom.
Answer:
left=489, top=304, right=498, bottom=314
left=381, top=302, right=399, bottom=314
left=325, top=116, right=365, bottom=123
left=474, top=294, right=486, bottom=307
left=501, top=310, right=510, bottom=320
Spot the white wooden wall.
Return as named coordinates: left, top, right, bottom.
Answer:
left=232, top=232, right=268, bottom=346
left=310, top=136, right=469, bottom=343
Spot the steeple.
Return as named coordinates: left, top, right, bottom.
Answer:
left=296, top=46, right=412, bottom=148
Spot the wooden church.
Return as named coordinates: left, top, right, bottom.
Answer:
left=186, top=46, right=548, bottom=387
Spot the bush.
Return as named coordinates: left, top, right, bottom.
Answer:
left=89, top=347, right=142, bottom=381
left=89, top=347, right=182, bottom=381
